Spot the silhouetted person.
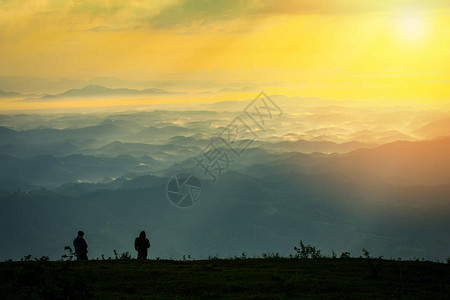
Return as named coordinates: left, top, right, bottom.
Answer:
left=135, top=230, right=150, bottom=259
left=73, top=231, right=88, bottom=260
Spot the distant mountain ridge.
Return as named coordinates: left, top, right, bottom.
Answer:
left=0, top=89, right=24, bottom=98
left=261, top=139, right=374, bottom=154
left=413, top=118, right=450, bottom=139
left=42, top=85, right=171, bottom=99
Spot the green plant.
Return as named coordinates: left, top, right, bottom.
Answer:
left=362, top=248, right=371, bottom=259
left=21, top=254, right=33, bottom=262
left=120, top=252, right=132, bottom=260
left=61, top=246, right=74, bottom=261
left=340, top=252, right=351, bottom=259
left=35, top=256, right=49, bottom=262
left=294, top=240, right=322, bottom=259
left=262, top=252, right=281, bottom=259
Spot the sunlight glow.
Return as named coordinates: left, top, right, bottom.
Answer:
left=398, top=13, right=426, bottom=41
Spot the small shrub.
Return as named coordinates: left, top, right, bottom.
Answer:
left=362, top=248, right=371, bottom=259
left=294, top=240, right=322, bottom=259
left=21, top=254, right=33, bottom=262
left=61, top=246, right=74, bottom=261
left=446, top=257, right=450, bottom=264
left=262, top=252, right=281, bottom=259
left=414, top=257, right=425, bottom=262
left=120, top=252, right=132, bottom=260
left=35, top=256, right=49, bottom=262
left=340, top=252, right=351, bottom=259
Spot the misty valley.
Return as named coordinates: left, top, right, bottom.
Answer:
left=0, top=96, right=449, bottom=262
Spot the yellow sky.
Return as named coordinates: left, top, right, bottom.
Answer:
left=0, top=0, right=449, bottom=110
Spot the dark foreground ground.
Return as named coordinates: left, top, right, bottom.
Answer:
left=0, top=258, right=449, bottom=299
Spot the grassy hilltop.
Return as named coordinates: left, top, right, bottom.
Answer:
left=1, top=256, right=449, bottom=299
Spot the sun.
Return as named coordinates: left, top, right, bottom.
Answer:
left=397, top=13, right=426, bottom=41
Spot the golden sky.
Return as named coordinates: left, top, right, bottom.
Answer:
left=0, top=0, right=449, bottom=110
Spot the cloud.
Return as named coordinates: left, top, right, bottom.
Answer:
left=1, top=0, right=448, bottom=32
left=0, top=0, right=176, bottom=32
left=68, top=0, right=126, bottom=16
left=148, top=0, right=262, bottom=29
left=258, top=0, right=450, bottom=16
left=148, top=0, right=450, bottom=28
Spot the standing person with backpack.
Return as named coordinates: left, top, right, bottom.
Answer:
left=135, top=230, right=150, bottom=259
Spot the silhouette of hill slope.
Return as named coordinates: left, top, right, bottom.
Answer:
left=243, top=138, right=450, bottom=186
left=338, top=137, right=450, bottom=185
left=412, top=117, right=450, bottom=139
left=260, top=139, right=373, bottom=154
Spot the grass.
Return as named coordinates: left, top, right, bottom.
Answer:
left=0, top=256, right=449, bottom=299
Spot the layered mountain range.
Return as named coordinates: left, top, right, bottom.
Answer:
left=0, top=99, right=449, bottom=261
